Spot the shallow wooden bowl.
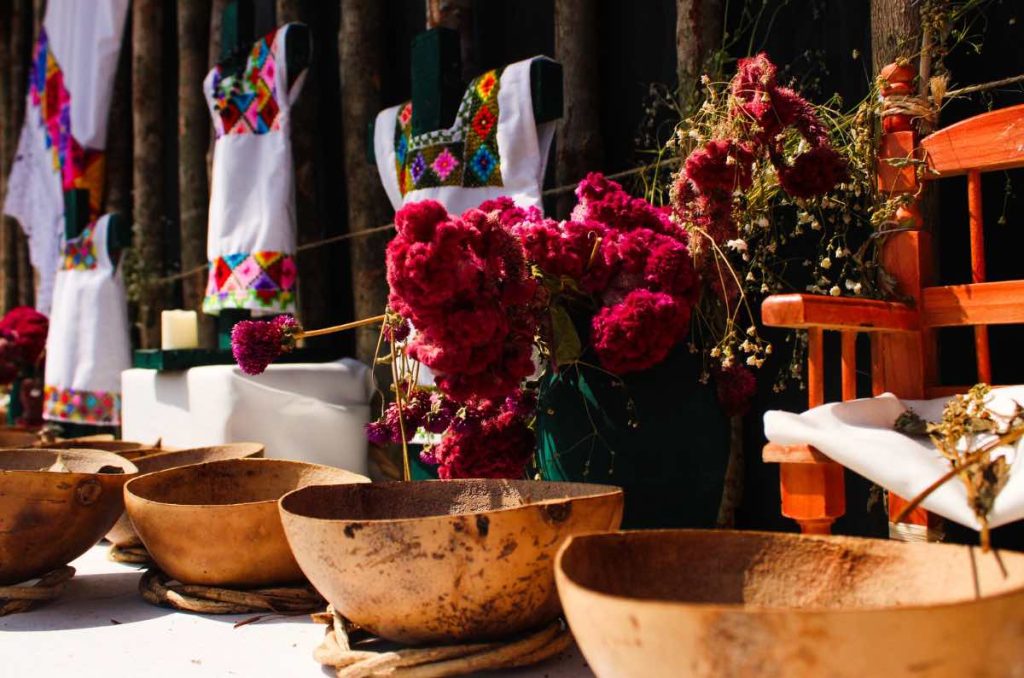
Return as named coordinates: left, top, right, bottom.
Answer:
left=105, top=443, right=265, bottom=547
left=0, top=429, right=42, bottom=449
left=125, top=458, right=368, bottom=587
left=44, top=439, right=164, bottom=460
left=556, top=530, right=1024, bottom=678
left=279, top=479, right=624, bottom=644
left=0, top=448, right=138, bottom=585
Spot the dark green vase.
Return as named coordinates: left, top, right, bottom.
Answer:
left=536, top=347, right=730, bottom=529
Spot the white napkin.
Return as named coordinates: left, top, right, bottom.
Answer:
left=764, top=386, right=1024, bottom=530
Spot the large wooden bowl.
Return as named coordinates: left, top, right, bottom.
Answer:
left=0, top=448, right=138, bottom=585
left=0, top=429, right=42, bottom=449
left=125, top=458, right=368, bottom=587
left=279, top=479, right=624, bottom=644
left=105, top=443, right=265, bottom=547
left=44, top=439, right=165, bottom=460
left=556, top=530, right=1024, bottom=678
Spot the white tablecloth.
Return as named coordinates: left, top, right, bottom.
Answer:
left=0, top=545, right=592, bottom=677
left=121, top=361, right=372, bottom=475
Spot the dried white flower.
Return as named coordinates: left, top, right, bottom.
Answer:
left=829, top=285, right=841, bottom=297
left=726, top=238, right=748, bottom=252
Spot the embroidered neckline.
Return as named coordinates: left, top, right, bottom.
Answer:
left=393, top=67, right=505, bottom=196
left=210, top=27, right=282, bottom=137
left=61, top=224, right=100, bottom=271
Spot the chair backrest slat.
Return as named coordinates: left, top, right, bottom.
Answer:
left=921, top=104, right=1024, bottom=176
left=922, top=280, right=1024, bottom=327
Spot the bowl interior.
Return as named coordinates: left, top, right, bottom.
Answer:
left=559, top=530, right=1024, bottom=611
left=129, top=458, right=366, bottom=506
left=281, top=479, right=621, bottom=521
left=0, top=448, right=137, bottom=474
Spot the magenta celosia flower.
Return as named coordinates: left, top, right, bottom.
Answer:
left=591, top=289, right=691, bottom=374
left=776, top=145, right=848, bottom=199
left=714, top=365, right=758, bottom=417
left=231, top=314, right=300, bottom=375
left=432, top=398, right=536, bottom=479
left=386, top=200, right=542, bottom=402
left=685, top=140, right=756, bottom=194
left=0, top=307, right=48, bottom=368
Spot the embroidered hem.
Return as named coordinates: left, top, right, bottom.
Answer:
left=44, top=385, right=121, bottom=425
left=204, top=251, right=297, bottom=314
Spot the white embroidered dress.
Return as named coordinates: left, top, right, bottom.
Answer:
left=203, top=23, right=307, bottom=315
left=373, top=56, right=556, bottom=215
left=43, top=215, right=132, bottom=426
left=3, top=0, right=129, bottom=315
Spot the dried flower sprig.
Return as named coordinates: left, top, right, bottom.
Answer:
left=894, top=384, right=1023, bottom=550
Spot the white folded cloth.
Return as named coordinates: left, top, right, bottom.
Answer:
left=764, top=386, right=1024, bottom=530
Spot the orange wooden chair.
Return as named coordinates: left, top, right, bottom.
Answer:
left=761, top=62, right=1024, bottom=539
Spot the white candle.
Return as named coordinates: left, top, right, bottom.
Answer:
left=161, top=310, right=199, bottom=350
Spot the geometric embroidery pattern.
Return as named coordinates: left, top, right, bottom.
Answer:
left=393, top=67, right=505, bottom=196
left=30, top=29, right=106, bottom=217
left=43, top=385, right=121, bottom=426
left=210, top=28, right=281, bottom=138
left=203, top=251, right=297, bottom=314
left=61, top=223, right=100, bottom=271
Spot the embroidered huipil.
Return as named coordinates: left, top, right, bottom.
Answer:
left=373, top=57, right=556, bottom=215
left=43, top=215, right=132, bottom=426
left=203, top=24, right=307, bottom=315
left=3, top=0, right=129, bottom=315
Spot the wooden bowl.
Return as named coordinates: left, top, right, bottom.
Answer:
left=105, top=443, right=265, bottom=547
left=279, top=479, right=624, bottom=644
left=0, top=448, right=138, bottom=585
left=0, top=429, right=41, bottom=449
left=44, top=439, right=164, bottom=461
left=125, top=458, right=368, bottom=587
left=556, top=530, right=1024, bottom=678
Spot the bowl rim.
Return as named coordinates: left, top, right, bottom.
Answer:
left=555, top=528, right=1024, bottom=617
left=128, top=441, right=266, bottom=466
left=125, top=456, right=369, bottom=509
left=0, top=447, right=139, bottom=478
left=278, top=478, right=624, bottom=526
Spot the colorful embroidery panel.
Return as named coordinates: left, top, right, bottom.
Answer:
left=61, top=225, right=99, bottom=270
left=44, top=385, right=121, bottom=426
left=210, top=28, right=281, bottom=138
left=394, top=67, right=505, bottom=196
left=204, top=251, right=297, bottom=313
left=29, top=29, right=105, bottom=215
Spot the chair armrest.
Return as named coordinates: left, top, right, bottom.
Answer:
left=761, top=294, right=918, bottom=332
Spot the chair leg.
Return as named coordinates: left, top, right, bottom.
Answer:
left=779, top=462, right=845, bottom=535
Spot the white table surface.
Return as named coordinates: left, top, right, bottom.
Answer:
left=0, top=545, right=593, bottom=678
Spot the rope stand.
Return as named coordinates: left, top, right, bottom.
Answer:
left=310, top=606, right=573, bottom=678
left=108, top=540, right=153, bottom=565
left=138, top=568, right=325, bottom=616
left=0, top=566, right=76, bottom=616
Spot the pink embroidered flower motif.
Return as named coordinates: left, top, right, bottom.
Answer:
left=432, top=148, right=460, bottom=180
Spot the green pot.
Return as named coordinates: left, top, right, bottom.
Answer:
left=536, top=347, right=730, bottom=528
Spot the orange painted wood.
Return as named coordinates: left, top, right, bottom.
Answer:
left=841, top=331, right=857, bottom=401
left=762, top=443, right=831, bottom=464
left=967, top=170, right=993, bottom=384
left=921, top=280, right=1024, bottom=327
left=877, top=131, right=919, bottom=194
left=780, top=462, right=845, bottom=534
left=761, top=294, right=918, bottom=332
left=889, top=493, right=930, bottom=528
left=921, top=103, right=1024, bottom=176
left=807, top=327, right=824, bottom=409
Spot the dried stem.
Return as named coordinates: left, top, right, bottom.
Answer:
left=298, top=314, right=387, bottom=340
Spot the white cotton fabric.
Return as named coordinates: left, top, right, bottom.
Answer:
left=374, top=57, right=556, bottom=214
left=2, top=0, right=129, bottom=315
left=764, top=386, right=1024, bottom=530
left=44, top=215, right=132, bottom=425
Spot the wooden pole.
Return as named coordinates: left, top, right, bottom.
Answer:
left=132, top=0, right=167, bottom=348
left=870, top=0, right=921, bottom=70
left=675, top=0, right=723, bottom=106
left=9, top=0, right=33, bottom=309
left=339, top=0, right=392, bottom=365
left=554, top=0, right=602, bottom=218
left=177, top=0, right=214, bottom=347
